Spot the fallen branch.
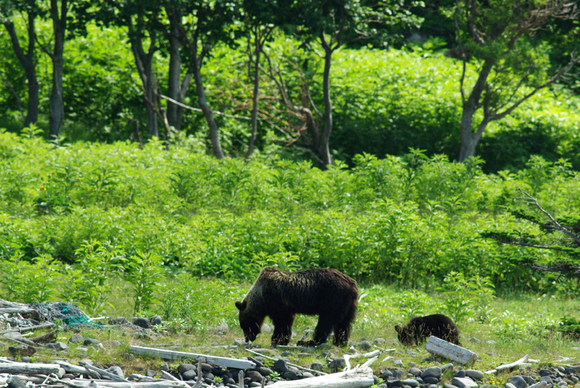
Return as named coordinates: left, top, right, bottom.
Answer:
left=485, top=354, right=530, bottom=374
left=130, top=346, right=255, bottom=370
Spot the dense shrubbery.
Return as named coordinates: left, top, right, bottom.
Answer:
left=1, top=130, right=580, bottom=310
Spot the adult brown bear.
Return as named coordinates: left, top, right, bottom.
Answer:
left=235, top=267, right=358, bottom=347
left=395, top=314, right=460, bottom=346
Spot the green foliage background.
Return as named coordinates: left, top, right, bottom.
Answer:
left=1, top=23, right=579, bottom=172
left=1, top=130, right=580, bottom=315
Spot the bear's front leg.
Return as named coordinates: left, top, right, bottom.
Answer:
left=271, top=314, right=295, bottom=346
left=312, top=314, right=333, bottom=346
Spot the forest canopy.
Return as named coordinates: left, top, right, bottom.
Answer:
left=0, top=0, right=579, bottom=172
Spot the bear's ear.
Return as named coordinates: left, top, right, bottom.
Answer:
left=235, top=301, right=247, bottom=311
left=394, top=325, right=402, bottom=333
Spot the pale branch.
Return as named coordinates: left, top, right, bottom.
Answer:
left=289, top=60, right=323, bottom=120
left=262, top=50, right=319, bottom=129
left=516, top=188, right=580, bottom=246
left=160, top=95, right=254, bottom=121
left=485, top=354, right=530, bottom=374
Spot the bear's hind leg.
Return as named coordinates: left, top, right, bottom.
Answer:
left=333, top=322, right=351, bottom=346
left=333, top=302, right=356, bottom=346
left=271, top=314, right=295, bottom=346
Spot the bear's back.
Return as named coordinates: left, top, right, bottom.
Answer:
left=413, top=314, right=459, bottom=343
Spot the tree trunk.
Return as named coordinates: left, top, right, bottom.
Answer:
left=127, top=16, right=158, bottom=138
left=318, top=35, right=334, bottom=167
left=48, top=0, right=67, bottom=140
left=457, top=58, right=494, bottom=161
left=166, top=13, right=181, bottom=130
left=192, top=54, right=224, bottom=159
left=145, top=73, right=158, bottom=137
left=4, top=14, right=39, bottom=126
left=458, top=104, right=477, bottom=161
left=25, top=62, right=39, bottom=127
left=245, top=28, right=261, bottom=159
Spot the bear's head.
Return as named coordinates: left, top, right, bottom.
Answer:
left=394, top=325, right=415, bottom=346
left=235, top=300, right=264, bottom=343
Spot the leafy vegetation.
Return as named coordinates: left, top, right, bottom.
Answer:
left=1, top=132, right=580, bottom=316
left=1, top=1, right=579, bottom=170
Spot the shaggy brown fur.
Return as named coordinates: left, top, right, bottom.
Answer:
left=235, top=267, right=358, bottom=347
left=395, top=314, right=460, bottom=346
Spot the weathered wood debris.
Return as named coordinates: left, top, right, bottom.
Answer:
left=425, top=336, right=478, bottom=364
left=128, top=346, right=256, bottom=370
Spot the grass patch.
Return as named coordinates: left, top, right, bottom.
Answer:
left=7, top=277, right=578, bottom=378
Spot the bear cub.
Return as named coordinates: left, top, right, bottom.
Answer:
left=235, top=267, right=358, bottom=347
left=395, top=314, right=460, bottom=346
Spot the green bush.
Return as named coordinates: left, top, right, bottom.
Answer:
left=0, top=131, right=579, bottom=308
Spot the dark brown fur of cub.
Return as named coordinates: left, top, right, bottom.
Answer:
left=395, top=314, right=460, bottom=346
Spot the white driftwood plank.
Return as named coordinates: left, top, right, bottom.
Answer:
left=267, top=366, right=374, bottom=388
left=0, top=362, right=64, bottom=375
left=425, top=336, right=478, bottom=364
left=129, top=346, right=255, bottom=370
left=68, top=380, right=190, bottom=388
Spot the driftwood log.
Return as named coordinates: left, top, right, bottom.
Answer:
left=53, top=361, right=100, bottom=378
left=425, top=336, right=478, bottom=364
left=268, top=362, right=375, bottom=388
left=129, top=346, right=255, bottom=370
left=0, top=362, right=64, bottom=375
left=60, top=380, right=191, bottom=388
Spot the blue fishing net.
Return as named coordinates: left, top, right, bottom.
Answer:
left=29, top=302, right=99, bottom=327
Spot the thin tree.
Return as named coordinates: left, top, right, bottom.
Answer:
left=168, top=0, right=241, bottom=159
left=242, top=0, right=277, bottom=158
left=454, top=0, right=579, bottom=162
left=164, top=3, right=192, bottom=131
left=45, top=0, right=67, bottom=139
left=270, top=0, right=422, bottom=167
left=1, top=0, right=40, bottom=126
